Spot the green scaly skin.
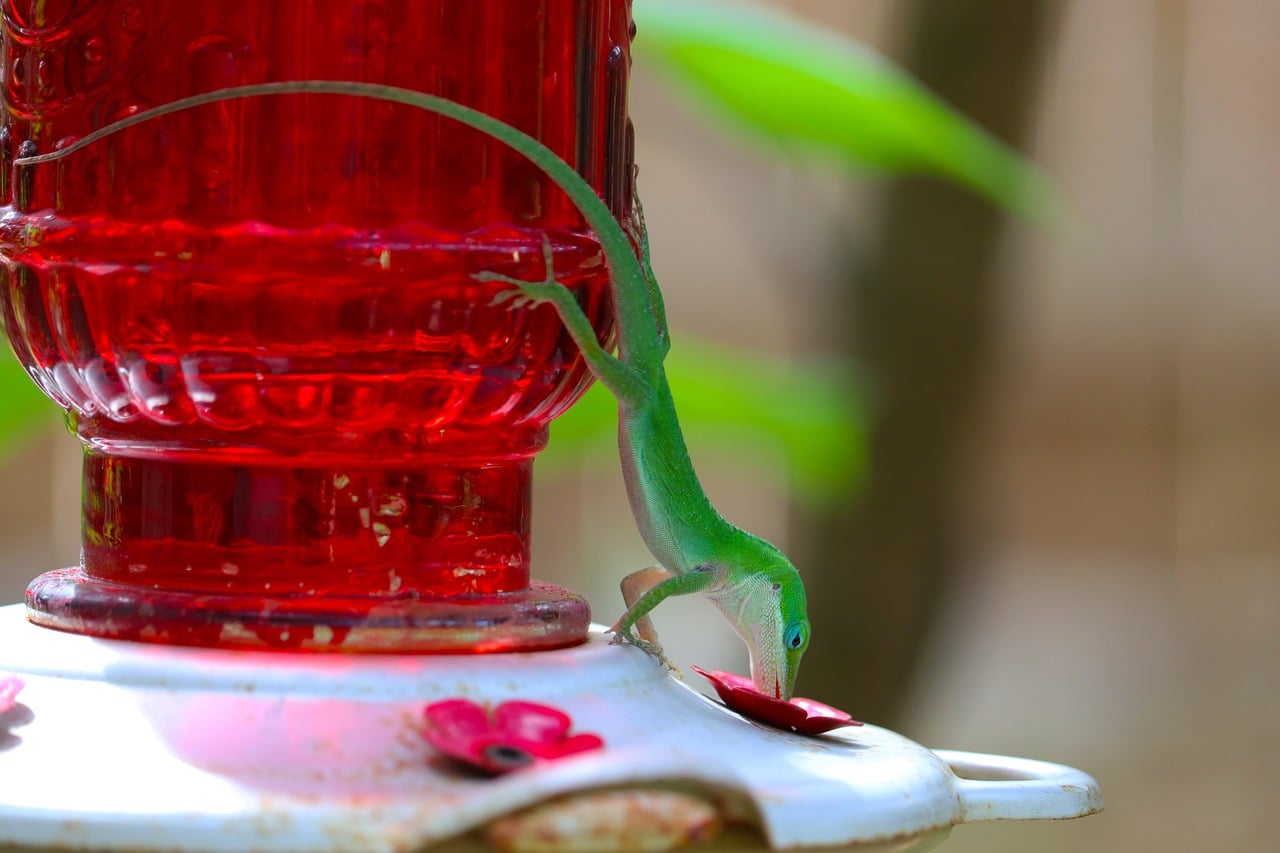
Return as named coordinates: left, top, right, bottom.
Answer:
left=21, top=81, right=811, bottom=700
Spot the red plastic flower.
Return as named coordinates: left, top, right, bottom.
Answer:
left=422, top=699, right=604, bottom=775
left=0, top=676, right=23, bottom=715
left=692, top=666, right=862, bottom=735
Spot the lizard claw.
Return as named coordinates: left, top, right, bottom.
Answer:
left=608, top=626, right=681, bottom=677
left=476, top=248, right=566, bottom=312
left=489, top=289, right=530, bottom=310
left=474, top=270, right=517, bottom=285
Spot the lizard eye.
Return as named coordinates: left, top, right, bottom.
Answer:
left=784, top=623, right=807, bottom=651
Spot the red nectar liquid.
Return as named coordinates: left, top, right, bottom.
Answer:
left=0, top=0, right=635, bottom=650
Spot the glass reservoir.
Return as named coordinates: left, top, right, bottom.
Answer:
left=0, top=0, right=635, bottom=651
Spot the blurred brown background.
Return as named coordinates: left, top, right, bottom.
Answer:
left=2, top=1, right=1277, bottom=851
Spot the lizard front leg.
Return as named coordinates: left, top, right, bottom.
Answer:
left=617, top=565, right=672, bottom=647
left=609, top=566, right=718, bottom=672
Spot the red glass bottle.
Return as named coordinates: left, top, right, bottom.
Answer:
left=0, top=0, right=635, bottom=651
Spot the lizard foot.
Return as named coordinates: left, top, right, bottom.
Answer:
left=480, top=274, right=564, bottom=311
left=477, top=237, right=567, bottom=310
left=485, top=286, right=545, bottom=311
left=608, top=628, right=681, bottom=677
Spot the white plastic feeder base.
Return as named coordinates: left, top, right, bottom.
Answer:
left=0, top=604, right=1101, bottom=851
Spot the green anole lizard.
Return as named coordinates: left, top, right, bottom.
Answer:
left=20, top=81, right=811, bottom=700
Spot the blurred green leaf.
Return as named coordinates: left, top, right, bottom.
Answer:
left=0, top=348, right=56, bottom=458
left=545, top=335, right=867, bottom=507
left=634, top=0, right=1052, bottom=219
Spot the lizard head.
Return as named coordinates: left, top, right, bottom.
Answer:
left=710, top=536, right=810, bottom=701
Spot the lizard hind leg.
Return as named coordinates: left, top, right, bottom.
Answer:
left=478, top=236, right=565, bottom=310
left=474, top=236, right=651, bottom=408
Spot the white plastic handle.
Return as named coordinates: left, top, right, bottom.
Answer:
left=935, top=749, right=1104, bottom=823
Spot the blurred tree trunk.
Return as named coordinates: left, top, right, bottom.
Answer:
left=797, top=0, right=1059, bottom=725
